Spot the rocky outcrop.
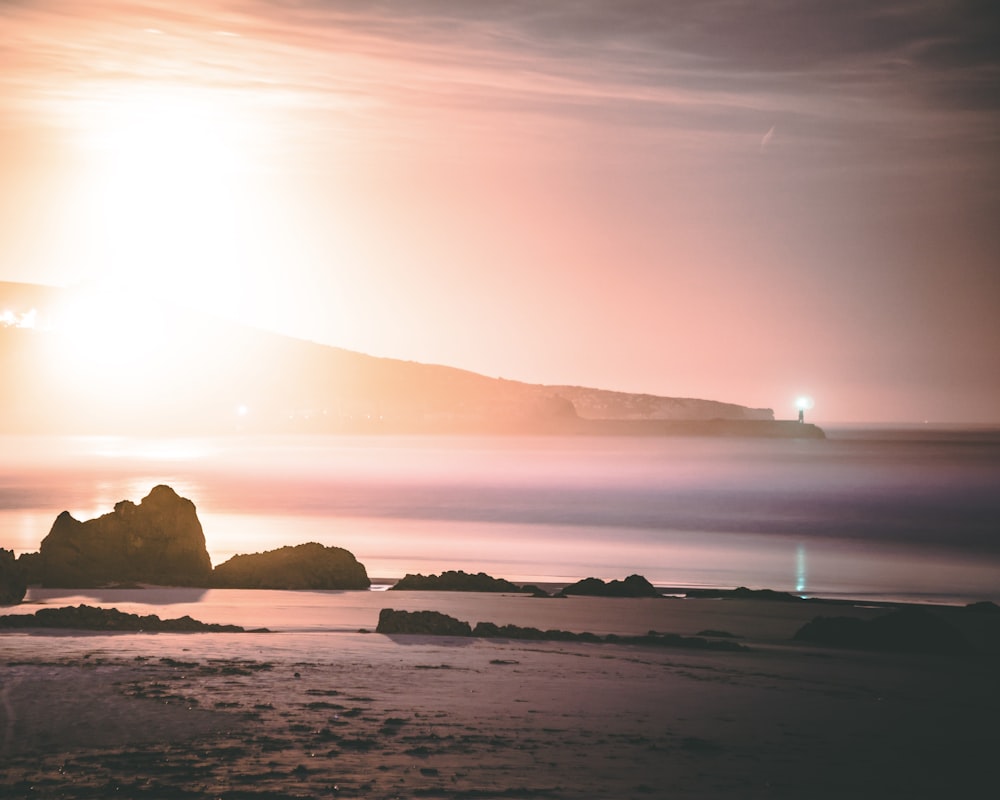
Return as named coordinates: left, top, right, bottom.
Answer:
left=547, top=385, right=774, bottom=422
left=391, top=570, right=548, bottom=596
left=0, top=604, right=250, bottom=632
left=0, top=548, right=27, bottom=605
left=38, top=486, right=213, bottom=588
left=557, top=574, right=660, bottom=598
left=684, top=587, right=803, bottom=602
left=212, top=542, right=370, bottom=590
left=472, top=621, right=602, bottom=642
left=375, top=609, right=747, bottom=651
left=793, top=607, right=972, bottom=655
left=376, top=608, right=472, bottom=636
left=14, top=551, right=41, bottom=587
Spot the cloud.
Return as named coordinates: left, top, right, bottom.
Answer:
left=760, top=124, right=776, bottom=153
left=207, top=3, right=1000, bottom=159
left=2, top=1, right=997, bottom=172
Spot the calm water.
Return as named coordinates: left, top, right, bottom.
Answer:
left=2, top=429, right=999, bottom=603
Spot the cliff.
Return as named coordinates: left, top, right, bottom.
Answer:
left=1, top=280, right=789, bottom=436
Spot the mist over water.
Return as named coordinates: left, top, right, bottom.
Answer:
left=2, top=428, right=999, bottom=603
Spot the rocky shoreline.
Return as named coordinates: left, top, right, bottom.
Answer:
left=3, top=592, right=998, bottom=798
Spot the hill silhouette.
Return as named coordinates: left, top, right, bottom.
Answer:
left=0, top=280, right=807, bottom=436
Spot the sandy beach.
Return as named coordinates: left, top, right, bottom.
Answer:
left=2, top=593, right=997, bottom=799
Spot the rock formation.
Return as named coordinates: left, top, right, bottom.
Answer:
left=793, top=607, right=972, bottom=655
left=471, top=621, right=601, bottom=642
left=557, top=574, right=661, bottom=598
left=38, top=485, right=213, bottom=588
left=376, top=608, right=472, bottom=637
left=0, top=547, right=27, bottom=605
left=376, top=608, right=747, bottom=651
left=14, top=551, right=41, bottom=586
left=390, top=570, right=548, bottom=596
left=0, top=604, right=250, bottom=632
left=684, top=587, right=803, bottom=602
left=212, top=542, right=370, bottom=590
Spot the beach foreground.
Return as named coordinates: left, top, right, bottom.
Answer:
left=2, top=596, right=996, bottom=799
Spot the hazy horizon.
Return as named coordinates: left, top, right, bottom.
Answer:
left=1, top=2, right=998, bottom=424
left=1, top=277, right=998, bottom=427
left=5, top=431, right=1000, bottom=603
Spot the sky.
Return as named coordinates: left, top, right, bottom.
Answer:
left=1, top=0, right=998, bottom=424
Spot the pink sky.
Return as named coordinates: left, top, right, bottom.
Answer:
left=1, top=1, right=998, bottom=423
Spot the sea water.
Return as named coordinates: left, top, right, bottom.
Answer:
left=2, top=429, right=998, bottom=604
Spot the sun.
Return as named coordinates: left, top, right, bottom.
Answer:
left=44, top=86, right=271, bottom=392
left=53, top=283, right=172, bottom=367
left=79, top=86, right=255, bottom=315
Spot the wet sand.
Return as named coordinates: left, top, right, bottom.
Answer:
left=1, top=598, right=997, bottom=799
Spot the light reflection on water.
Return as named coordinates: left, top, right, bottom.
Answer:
left=2, top=431, right=999, bottom=603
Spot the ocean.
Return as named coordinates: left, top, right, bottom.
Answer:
left=2, top=428, right=999, bottom=604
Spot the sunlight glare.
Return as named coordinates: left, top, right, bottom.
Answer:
left=50, top=284, right=174, bottom=385
left=1, top=308, right=38, bottom=328
left=80, top=87, right=255, bottom=316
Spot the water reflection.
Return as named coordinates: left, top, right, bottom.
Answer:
left=796, top=544, right=807, bottom=595
left=25, top=587, right=210, bottom=605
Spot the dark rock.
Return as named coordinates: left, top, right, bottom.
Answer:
left=557, top=574, right=660, bottom=598
left=0, top=604, right=251, bottom=632
left=0, top=548, right=27, bottom=605
left=473, top=621, right=551, bottom=640
left=472, top=619, right=548, bottom=640
left=685, top=586, right=802, bottom=602
left=557, top=577, right=607, bottom=597
left=954, top=603, right=1000, bottom=654
left=793, top=616, right=870, bottom=648
left=15, top=551, right=41, bottom=585
left=212, top=542, right=370, bottom=590
left=631, top=631, right=746, bottom=651
left=390, top=570, right=546, bottom=595
left=965, top=601, right=1000, bottom=615
left=793, top=607, right=972, bottom=655
left=376, top=608, right=472, bottom=636
left=378, top=610, right=749, bottom=650
left=38, top=486, right=213, bottom=588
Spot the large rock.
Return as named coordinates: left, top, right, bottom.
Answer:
left=793, top=607, right=972, bottom=655
left=684, top=587, right=803, bottom=602
left=374, top=609, right=747, bottom=651
left=391, top=570, right=547, bottom=596
left=38, top=485, right=213, bottom=587
left=15, top=551, right=41, bottom=586
left=557, top=574, right=661, bottom=598
left=0, top=548, right=27, bottom=605
left=376, top=608, right=472, bottom=636
left=212, top=542, right=370, bottom=590
left=0, top=604, right=248, bottom=632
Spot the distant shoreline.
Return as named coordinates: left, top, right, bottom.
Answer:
left=550, top=418, right=825, bottom=438
left=19, top=580, right=992, bottom=610
left=0, top=418, right=825, bottom=438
